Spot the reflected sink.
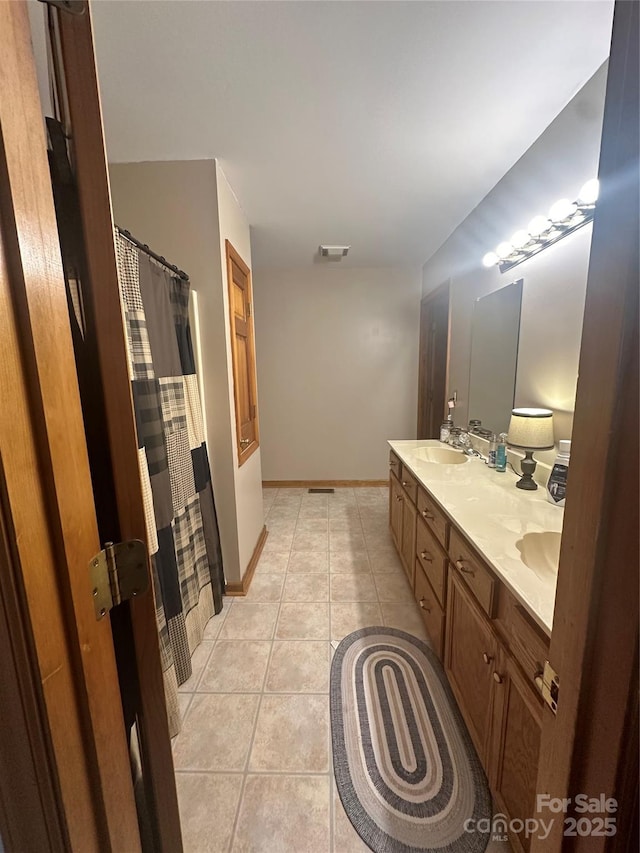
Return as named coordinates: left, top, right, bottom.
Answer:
left=516, top=532, right=562, bottom=577
left=414, top=447, right=468, bottom=465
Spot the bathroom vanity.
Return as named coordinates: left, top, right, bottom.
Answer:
left=388, top=439, right=563, bottom=853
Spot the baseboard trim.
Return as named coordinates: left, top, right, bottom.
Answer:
left=262, top=479, right=388, bottom=489
left=225, top=525, right=268, bottom=596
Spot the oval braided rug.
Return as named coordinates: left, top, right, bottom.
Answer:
left=331, top=627, right=491, bottom=852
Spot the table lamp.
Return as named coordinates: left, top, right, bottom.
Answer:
left=507, top=408, right=554, bottom=490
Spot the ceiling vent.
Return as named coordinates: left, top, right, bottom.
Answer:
left=319, top=245, right=350, bottom=259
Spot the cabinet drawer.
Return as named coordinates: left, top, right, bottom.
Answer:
left=449, top=527, right=496, bottom=617
left=416, top=517, right=447, bottom=607
left=414, top=562, right=444, bottom=659
left=416, top=486, right=448, bottom=549
left=399, top=465, right=418, bottom=505
left=389, top=450, right=401, bottom=478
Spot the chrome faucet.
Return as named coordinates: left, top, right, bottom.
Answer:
left=447, top=429, right=486, bottom=460
left=463, top=446, right=486, bottom=460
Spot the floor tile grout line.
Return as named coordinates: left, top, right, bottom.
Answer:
left=227, top=589, right=282, bottom=851
left=180, top=489, right=406, bottom=849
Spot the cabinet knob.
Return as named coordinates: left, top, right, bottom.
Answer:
left=419, top=598, right=431, bottom=613
left=422, top=510, right=434, bottom=521
left=482, top=652, right=492, bottom=665
left=493, top=672, right=503, bottom=684
left=455, top=558, right=474, bottom=575
left=402, top=480, right=409, bottom=487
left=420, top=550, right=433, bottom=563
left=395, top=495, right=403, bottom=502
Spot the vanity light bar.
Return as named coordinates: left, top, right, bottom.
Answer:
left=482, top=179, right=598, bottom=273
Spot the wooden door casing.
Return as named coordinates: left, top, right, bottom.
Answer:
left=226, top=240, right=260, bottom=465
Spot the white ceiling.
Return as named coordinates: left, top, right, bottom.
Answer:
left=91, top=0, right=613, bottom=269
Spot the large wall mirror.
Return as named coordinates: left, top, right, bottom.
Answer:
left=468, top=279, right=523, bottom=435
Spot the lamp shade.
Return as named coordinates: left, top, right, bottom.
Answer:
left=508, top=408, right=554, bottom=450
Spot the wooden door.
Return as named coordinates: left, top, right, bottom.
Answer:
left=533, top=3, right=639, bottom=849
left=0, top=2, right=182, bottom=849
left=52, top=3, right=183, bottom=850
left=417, top=283, right=450, bottom=438
left=489, top=650, right=543, bottom=853
left=0, top=2, right=141, bottom=848
left=226, top=240, right=260, bottom=464
left=445, top=572, right=496, bottom=763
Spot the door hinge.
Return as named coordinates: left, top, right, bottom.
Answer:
left=247, top=302, right=251, bottom=318
left=89, top=540, right=148, bottom=620
left=538, top=660, right=559, bottom=714
left=37, top=0, right=86, bottom=15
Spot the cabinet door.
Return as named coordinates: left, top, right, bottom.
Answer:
left=445, top=571, right=497, bottom=762
left=488, top=652, right=543, bottom=853
left=389, top=472, right=404, bottom=550
left=401, top=496, right=417, bottom=587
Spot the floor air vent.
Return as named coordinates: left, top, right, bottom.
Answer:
left=308, top=488, right=335, bottom=494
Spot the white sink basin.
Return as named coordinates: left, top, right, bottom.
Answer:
left=516, top=532, right=562, bottom=577
left=414, top=446, right=468, bottom=465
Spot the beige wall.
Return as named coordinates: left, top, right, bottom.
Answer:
left=215, top=163, right=264, bottom=573
left=421, top=64, right=607, bottom=465
left=109, top=159, right=263, bottom=583
left=253, top=266, right=422, bottom=481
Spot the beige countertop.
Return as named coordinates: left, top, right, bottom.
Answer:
left=388, top=439, right=563, bottom=636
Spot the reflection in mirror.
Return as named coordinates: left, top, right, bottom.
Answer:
left=468, top=279, right=523, bottom=435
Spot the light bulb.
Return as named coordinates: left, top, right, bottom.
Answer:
left=496, top=242, right=513, bottom=260
left=482, top=252, right=499, bottom=268
left=528, top=215, right=550, bottom=236
left=511, top=230, right=530, bottom=249
left=549, top=198, right=577, bottom=222
left=578, top=178, right=599, bottom=205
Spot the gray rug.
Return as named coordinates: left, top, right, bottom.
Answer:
left=330, top=627, right=491, bottom=852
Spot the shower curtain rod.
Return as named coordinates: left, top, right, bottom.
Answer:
left=116, top=226, right=190, bottom=281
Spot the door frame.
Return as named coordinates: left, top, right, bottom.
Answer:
left=417, top=280, right=450, bottom=439
left=532, top=2, right=639, bottom=849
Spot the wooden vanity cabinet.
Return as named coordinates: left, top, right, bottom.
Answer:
left=445, top=570, right=497, bottom=763
left=414, top=560, right=445, bottom=658
left=388, top=452, right=549, bottom=853
left=401, top=497, right=417, bottom=586
left=388, top=462, right=415, bottom=587
left=448, top=562, right=547, bottom=853
left=489, top=650, right=543, bottom=853
left=389, top=470, right=404, bottom=551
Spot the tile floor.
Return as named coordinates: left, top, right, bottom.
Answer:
left=172, top=487, right=508, bottom=852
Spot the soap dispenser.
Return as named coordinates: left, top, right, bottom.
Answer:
left=495, top=433, right=508, bottom=472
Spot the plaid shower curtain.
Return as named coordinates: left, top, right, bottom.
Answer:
left=115, top=230, right=225, bottom=736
